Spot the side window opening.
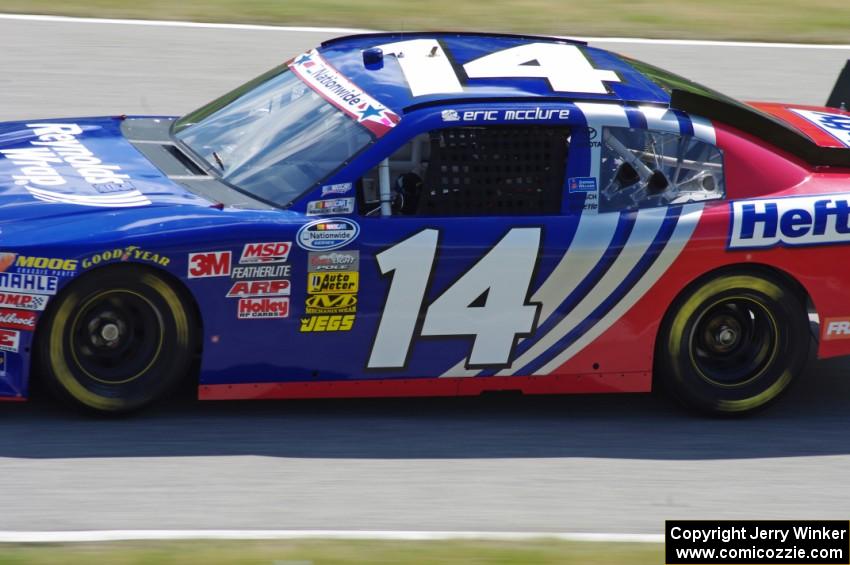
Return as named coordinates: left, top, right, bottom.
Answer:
left=360, top=125, right=570, bottom=217
left=599, top=127, right=725, bottom=213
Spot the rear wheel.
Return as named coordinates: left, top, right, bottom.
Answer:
left=35, top=266, right=196, bottom=413
left=655, top=270, right=809, bottom=415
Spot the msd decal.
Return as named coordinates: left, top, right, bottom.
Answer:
left=0, top=329, right=20, bottom=353
left=237, top=297, right=289, bottom=319
left=188, top=251, right=231, bottom=278
left=0, top=308, right=37, bottom=331
left=239, top=242, right=292, bottom=264
left=227, top=280, right=291, bottom=298
left=788, top=108, right=850, bottom=148
left=729, top=195, right=850, bottom=249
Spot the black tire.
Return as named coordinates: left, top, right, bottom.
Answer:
left=655, top=269, right=809, bottom=415
left=35, top=265, right=196, bottom=414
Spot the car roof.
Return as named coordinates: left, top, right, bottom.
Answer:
left=316, top=32, right=671, bottom=112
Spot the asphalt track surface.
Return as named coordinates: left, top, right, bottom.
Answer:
left=2, top=16, right=850, bottom=534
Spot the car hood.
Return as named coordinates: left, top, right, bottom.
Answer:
left=0, top=116, right=211, bottom=224
left=749, top=102, right=850, bottom=149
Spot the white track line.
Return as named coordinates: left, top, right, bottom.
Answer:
left=0, top=13, right=848, bottom=50
left=0, top=530, right=663, bottom=544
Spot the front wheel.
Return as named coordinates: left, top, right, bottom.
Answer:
left=35, top=266, right=197, bottom=413
left=655, top=270, right=810, bottom=415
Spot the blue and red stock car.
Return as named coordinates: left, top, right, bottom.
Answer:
left=1, top=32, right=850, bottom=414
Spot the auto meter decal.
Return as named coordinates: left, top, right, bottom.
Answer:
left=288, top=50, right=400, bottom=137
left=297, top=218, right=360, bottom=251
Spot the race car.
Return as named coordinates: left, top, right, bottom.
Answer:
left=1, top=32, right=849, bottom=415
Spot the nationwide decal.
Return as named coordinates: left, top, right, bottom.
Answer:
left=729, top=194, right=850, bottom=249
left=321, top=182, right=353, bottom=197
left=0, top=273, right=58, bottom=295
left=0, top=308, right=37, bottom=331
left=305, top=293, right=357, bottom=315
left=306, top=197, right=355, bottom=216
left=239, top=242, right=292, bottom=264
left=10, top=255, right=77, bottom=277
left=823, top=317, right=850, bottom=340
left=0, top=291, right=48, bottom=311
left=296, top=218, right=360, bottom=251
left=0, top=328, right=20, bottom=353
left=237, top=297, right=289, bottom=319
left=307, top=271, right=358, bottom=294
left=788, top=108, right=850, bottom=148
left=231, top=264, right=291, bottom=280
left=308, top=250, right=359, bottom=272
left=188, top=251, right=232, bottom=278
left=226, top=279, right=291, bottom=298
left=82, top=246, right=170, bottom=269
left=299, top=314, right=355, bottom=332
left=288, top=50, right=400, bottom=137
left=1, top=123, right=151, bottom=208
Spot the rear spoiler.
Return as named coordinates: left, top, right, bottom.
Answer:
left=670, top=89, right=850, bottom=168
left=827, top=59, right=850, bottom=110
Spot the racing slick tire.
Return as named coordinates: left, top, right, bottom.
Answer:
left=35, top=265, right=196, bottom=414
left=655, top=269, right=810, bottom=416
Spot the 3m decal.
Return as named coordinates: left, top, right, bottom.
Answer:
left=0, top=329, right=20, bottom=353
left=296, top=218, right=360, bottom=251
left=238, top=297, right=289, bottom=319
left=0, top=273, right=58, bottom=295
left=0, top=291, right=48, bottom=311
left=308, top=250, right=359, bottom=272
left=823, top=318, right=850, bottom=340
left=789, top=108, right=850, bottom=148
left=307, top=272, right=358, bottom=294
left=368, top=228, right=541, bottom=369
left=289, top=50, right=400, bottom=137
left=227, top=280, right=291, bottom=298
left=305, top=294, right=357, bottom=315
left=729, top=194, right=850, bottom=249
left=188, top=251, right=232, bottom=278
left=300, top=314, right=355, bottom=332
left=321, top=182, right=353, bottom=197
left=306, top=197, right=355, bottom=216
left=379, top=40, right=619, bottom=97
left=0, top=308, right=37, bottom=331
left=82, top=246, right=170, bottom=269
left=239, top=242, right=292, bottom=264
left=231, top=264, right=291, bottom=280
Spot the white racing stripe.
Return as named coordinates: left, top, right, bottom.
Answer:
left=0, top=529, right=663, bottom=544
left=0, top=13, right=847, bottom=51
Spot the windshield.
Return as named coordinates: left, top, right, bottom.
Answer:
left=173, top=66, right=373, bottom=207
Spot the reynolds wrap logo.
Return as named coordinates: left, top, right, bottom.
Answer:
left=729, top=194, right=850, bottom=249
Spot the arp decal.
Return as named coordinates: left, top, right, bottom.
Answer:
left=227, top=280, right=291, bottom=298
left=0, top=273, right=58, bottom=295
left=239, top=242, right=292, bottom=265
left=0, top=329, right=20, bottom=353
left=296, top=218, right=360, bottom=251
left=299, top=314, right=355, bottom=333
left=729, top=194, right=850, bottom=249
left=0, top=291, right=48, bottom=311
left=308, top=250, right=360, bottom=272
left=237, top=297, right=290, bottom=319
left=188, top=251, right=231, bottom=278
left=307, top=272, right=358, bottom=294
left=0, top=308, right=37, bottom=331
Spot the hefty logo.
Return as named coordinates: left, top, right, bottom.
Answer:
left=238, top=297, right=289, bottom=319
left=239, top=242, right=292, bottom=264
left=729, top=195, right=850, bottom=249
left=0, top=308, right=36, bottom=331
left=0, top=292, right=48, bottom=311
left=227, top=280, right=291, bottom=298
left=0, top=328, right=20, bottom=353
